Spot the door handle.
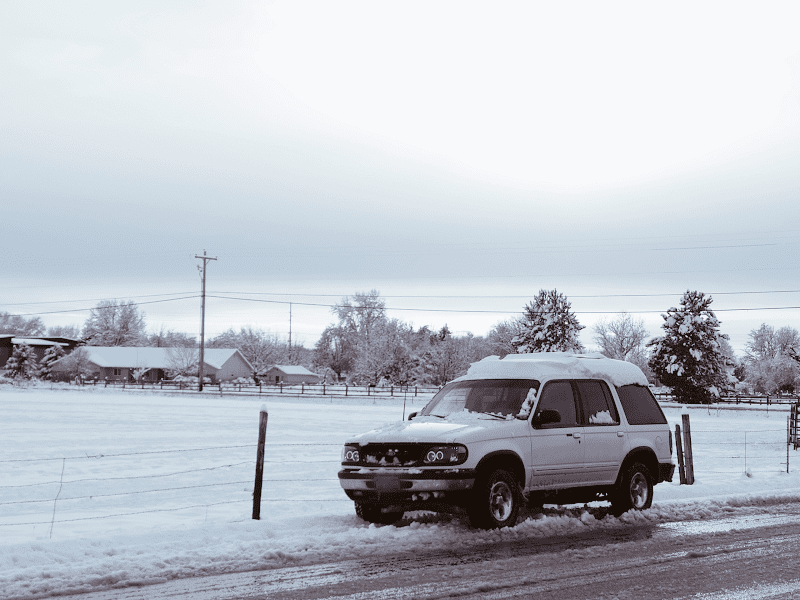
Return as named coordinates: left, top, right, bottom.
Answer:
left=617, top=432, right=625, bottom=437
left=572, top=432, right=581, bottom=439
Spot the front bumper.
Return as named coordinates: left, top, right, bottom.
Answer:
left=338, top=468, right=476, bottom=493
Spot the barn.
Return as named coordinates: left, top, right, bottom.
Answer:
left=264, top=365, right=321, bottom=385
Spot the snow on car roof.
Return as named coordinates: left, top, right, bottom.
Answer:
left=462, top=352, right=648, bottom=387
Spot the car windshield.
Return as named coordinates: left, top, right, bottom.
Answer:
left=420, top=379, right=540, bottom=418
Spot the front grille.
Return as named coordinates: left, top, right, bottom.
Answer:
left=359, top=444, right=426, bottom=467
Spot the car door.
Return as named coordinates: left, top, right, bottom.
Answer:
left=529, top=379, right=585, bottom=489
left=575, top=379, right=628, bottom=486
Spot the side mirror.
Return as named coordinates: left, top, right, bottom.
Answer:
left=408, top=411, right=418, bottom=421
left=533, top=409, right=561, bottom=427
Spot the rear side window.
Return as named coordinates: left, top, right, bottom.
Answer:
left=616, top=385, right=667, bottom=425
left=576, top=380, right=619, bottom=425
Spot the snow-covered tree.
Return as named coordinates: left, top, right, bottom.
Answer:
left=208, top=326, right=287, bottom=380
left=648, top=291, right=730, bottom=403
left=0, top=312, right=45, bottom=336
left=4, top=343, right=38, bottom=379
left=55, top=347, right=94, bottom=380
left=742, top=324, right=800, bottom=394
left=38, top=344, right=66, bottom=380
left=315, top=290, right=388, bottom=380
left=354, top=319, right=416, bottom=385
left=511, top=289, right=584, bottom=354
left=82, top=300, right=146, bottom=346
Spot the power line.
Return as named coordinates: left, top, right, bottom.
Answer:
left=9, top=296, right=199, bottom=317
left=0, top=291, right=197, bottom=308
left=205, top=295, right=800, bottom=315
left=209, top=289, right=800, bottom=300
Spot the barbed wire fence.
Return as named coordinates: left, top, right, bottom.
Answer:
left=2, top=419, right=797, bottom=539
left=0, top=437, right=350, bottom=539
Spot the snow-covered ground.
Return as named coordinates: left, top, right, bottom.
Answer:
left=1, top=385, right=799, bottom=600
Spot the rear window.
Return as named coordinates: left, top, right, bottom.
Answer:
left=576, top=380, right=619, bottom=425
left=616, top=384, right=667, bottom=425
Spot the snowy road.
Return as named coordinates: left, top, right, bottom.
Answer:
left=52, top=502, right=800, bottom=600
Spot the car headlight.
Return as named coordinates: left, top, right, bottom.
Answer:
left=342, top=444, right=361, bottom=465
left=423, top=445, right=467, bottom=466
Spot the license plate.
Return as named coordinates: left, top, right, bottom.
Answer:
left=373, top=473, right=401, bottom=491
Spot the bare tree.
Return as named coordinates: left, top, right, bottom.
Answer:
left=147, top=326, right=197, bottom=348
left=46, top=325, right=81, bottom=339
left=592, top=313, right=648, bottom=361
left=166, top=347, right=199, bottom=378
left=486, top=319, right=522, bottom=358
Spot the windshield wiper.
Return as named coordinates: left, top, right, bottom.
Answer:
left=476, top=412, right=508, bottom=420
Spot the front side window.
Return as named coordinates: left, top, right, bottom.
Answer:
left=421, top=379, right=540, bottom=418
left=533, top=380, right=578, bottom=428
left=576, top=379, right=619, bottom=425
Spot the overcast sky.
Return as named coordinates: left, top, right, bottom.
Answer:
left=2, top=1, right=800, bottom=353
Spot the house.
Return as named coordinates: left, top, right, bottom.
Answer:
left=264, top=365, right=321, bottom=385
left=0, top=335, right=76, bottom=368
left=50, top=347, right=253, bottom=383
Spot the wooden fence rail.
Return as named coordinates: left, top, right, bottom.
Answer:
left=654, top=393, right=800, bottom=406
left=92, top=380, right=443, bottom=398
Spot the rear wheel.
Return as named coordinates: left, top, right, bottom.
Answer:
left=467, top=469, right=520, bottom=529
left=354, top=501, right=403, bottom=525
left=610, top=462, right=653, bottom=516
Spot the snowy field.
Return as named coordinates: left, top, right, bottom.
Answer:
left=2, top=385, right=800, bottom=599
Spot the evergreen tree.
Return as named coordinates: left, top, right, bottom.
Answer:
left=648, top=291, right=730, bottom=403
left=4, top=343, right=38, bottom=379
left=38, top=344, right=66, bottom=380
left=511, top=289, right=584, bottom=353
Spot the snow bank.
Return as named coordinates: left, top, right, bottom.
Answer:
left=0, top=387, right=797, bottom=599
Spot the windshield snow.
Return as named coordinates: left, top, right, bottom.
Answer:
left=420, top=379, right=540, bottom=418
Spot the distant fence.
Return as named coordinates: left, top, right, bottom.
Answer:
left=70, top=380, right=443, bottom=399
left=655, top=392, right=800, bottom=407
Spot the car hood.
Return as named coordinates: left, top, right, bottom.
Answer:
left=347, top=414, right=517, bottom=444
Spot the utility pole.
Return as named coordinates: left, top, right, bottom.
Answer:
left=288, top=302, right=292, bottom=364
left=195, top=250, right=217, bottom=391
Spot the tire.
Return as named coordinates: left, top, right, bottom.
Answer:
left=610, top=462, right=653, bottom=516
left=354, top=501, right=403, bottom=525
left=467, top=469, right=520, bottom=529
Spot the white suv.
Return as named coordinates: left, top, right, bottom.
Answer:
left=339, top=352, right=674, bottom=528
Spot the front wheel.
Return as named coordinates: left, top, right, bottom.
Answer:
left=467, top=469, right=520, bottom=529
left=354, top=501, right=403, bottom=525
left=610, top=462, right=653, bottom=516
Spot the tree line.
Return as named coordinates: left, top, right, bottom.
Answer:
left=3, top=291, right=800, bottom=401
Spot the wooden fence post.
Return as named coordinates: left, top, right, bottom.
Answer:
left=252, top=405, right=269, bottom=520
left=675, top=424, right=686, bottom=484
left=681, top=413, right=695, bottom=485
